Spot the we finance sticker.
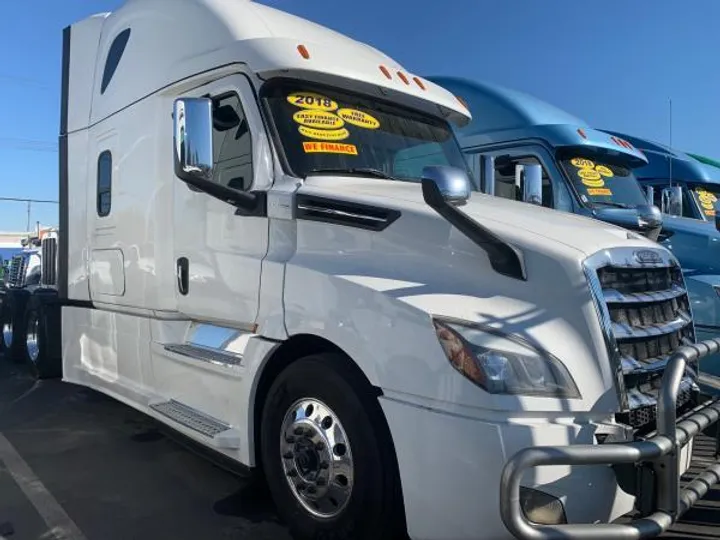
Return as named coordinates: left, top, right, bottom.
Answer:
left=298, top=126, right=350, bottom=141
left=587, top=188, right=613, bottom=196
left=293, top=110, right=345, bottom=130
left=287, top=92, right=338, bottom=112
left=303, top=141, right=358, bottom=155
left=337, top=108, right=380, bottom=129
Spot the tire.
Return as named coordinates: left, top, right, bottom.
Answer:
left=0, top=290, right=8, bottom=358
left=1, top=289, right=30, bottom=362
left=22, top=290, right=62, bottom=379
left=261, top=353, right=405, bottom=540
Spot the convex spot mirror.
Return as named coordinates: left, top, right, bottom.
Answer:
left=421, top=166, right=471, bottom=208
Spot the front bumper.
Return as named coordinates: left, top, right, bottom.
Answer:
left=501, top=339, right=720, bottom=540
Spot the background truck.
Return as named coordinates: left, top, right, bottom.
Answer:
left=424, top=76, right=664, bottom=240
left=0, top=228, right=61, bottom=378
left=54, top=1, right=720, bottom=539
left=599, top=130, right=720, bottom=382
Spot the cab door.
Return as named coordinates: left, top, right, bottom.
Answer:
left=172, top=74, right=271, bottom=329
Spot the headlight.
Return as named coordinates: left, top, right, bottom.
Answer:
left=432, top=317, right=580, bottom=398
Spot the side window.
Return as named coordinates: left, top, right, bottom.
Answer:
left=493, top=156, right=560, bottom=209
left=97, top=151, right=112, bottom=217
left=101, top=29, right=131, bottom=94
left=211, top=93, right=253, bottom=191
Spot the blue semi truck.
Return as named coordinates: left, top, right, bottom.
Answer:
left=425, top=76, right=664, bottom=240
left=427, top=75, right=720, bottom=386
left=597, top=131, right=720, bottom=380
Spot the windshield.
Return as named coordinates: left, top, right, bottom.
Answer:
left=559, top=156, right=648, bottom=208
left=688, top=183, right=720, bottom=219
left=261, top=79, right=469, bottom=181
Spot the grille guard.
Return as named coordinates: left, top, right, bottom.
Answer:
left=500, top=338, right=720, bottom=540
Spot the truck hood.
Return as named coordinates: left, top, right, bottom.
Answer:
left=302, top=175, right=656, bottom=258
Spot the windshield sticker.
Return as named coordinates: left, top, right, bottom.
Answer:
left=337, top=108, right=380, bottom=129
left=595, top=165, right=614, bottom=178
left=571, top=158, right=595, bottom=169
left=293, top=110, right=345, bottom=130
left=587, top=188, right=612, bottom=196
left=287, top=92, right=338, bottom=112
left=302, top=141, right=358, bottom=155
left=298, top=126, right=350, bottom=141
left=696, top=189, right=717, bottom=216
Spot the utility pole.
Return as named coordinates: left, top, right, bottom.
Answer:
left=0, top=197, right=58, bottom=233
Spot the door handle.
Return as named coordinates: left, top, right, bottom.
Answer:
left=177, top=257, right=189, bottom=296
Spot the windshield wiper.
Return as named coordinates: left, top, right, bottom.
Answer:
left=592, top=201, right=634, bottom=209
left=305, top=167, right=398, bottom=180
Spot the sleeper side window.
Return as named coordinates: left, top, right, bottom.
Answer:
left=97, top=151, right=112, bottom=217
left=101, top=29, right=131, bottom=94
left=211, top=93, right=253, bottom=191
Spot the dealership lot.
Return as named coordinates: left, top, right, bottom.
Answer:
left=0, top=356, right=719, bottom=540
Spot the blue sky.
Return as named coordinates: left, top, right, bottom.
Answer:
left=1, top=0, right=718, bottom=231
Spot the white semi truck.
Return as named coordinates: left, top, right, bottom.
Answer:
left=52, top=1, right=720, bottom=539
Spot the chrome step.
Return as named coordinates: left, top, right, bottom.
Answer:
left=164, top=343, right=242, bottom=367
left=149, top=399, right=240, bottom=449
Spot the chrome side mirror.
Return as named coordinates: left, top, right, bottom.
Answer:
left=421, top=166, right=471, bottom=208
left=661, top=186, right=683, bottom=216
left=173, top=97, right=214, bottom=183
left=482, top=155, right=496, bottom=196
left=644, top=185, right=655, bottom=206
left=522, top=164, right=543, bottom=206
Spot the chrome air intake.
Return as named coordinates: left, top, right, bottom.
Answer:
left=584, top=247, right=697, bottom=431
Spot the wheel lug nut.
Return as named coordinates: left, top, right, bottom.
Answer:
left=283, top=452, right=294, bottom=459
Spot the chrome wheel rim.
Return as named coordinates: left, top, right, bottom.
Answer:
left=2, top=321, right=12, bottom=349
left=26, top=314, right=39, bottom=363
left=280, top=398, right=354, bottom=518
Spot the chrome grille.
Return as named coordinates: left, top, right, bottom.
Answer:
left=584, top=247, right=697, bottom=431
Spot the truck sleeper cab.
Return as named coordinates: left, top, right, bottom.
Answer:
left=59, top=1, right=720, bottom=539
left=600, top=130, right=720, bottom=385
left=425, top=76, right=664, bottom=242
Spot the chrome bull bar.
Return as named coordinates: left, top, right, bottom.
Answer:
left=500, top=338, right=720, bottom=540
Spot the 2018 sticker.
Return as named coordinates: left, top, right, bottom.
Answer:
left=587, top=188, right=613, bottom=196
left=293, top=110, right=345, bottom=130
left=302, top=141, right=358, bottom=155
left=595, top=165, right=614, bottom=178
left=571, top=158, right=595, bottom=169
left=287, top=92, right=338, bottom=112
left=298, top=126, right=350, bottom=141
left=337, top=108, right=380, bottom=129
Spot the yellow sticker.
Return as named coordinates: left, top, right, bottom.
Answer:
left=587, top=188, right=613, bottom=196
left=287, top=92, right=338, bottom=112
left=696, top=189, right=717, bottom=216
left=337, top=108, right=380, bottom=129
left=571, top=158, right=595, bottom=169
left=578, top=169, right=602, bottom=181
left=302, top=141, right=358, bottom=155
left=293, top=110, right=345, bottom=129
left=595, top=165, right=614, bottom=178
left=298, top=126, right=350, bottom=141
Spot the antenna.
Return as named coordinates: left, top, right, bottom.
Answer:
left=669, top=97, right=673, bottom=186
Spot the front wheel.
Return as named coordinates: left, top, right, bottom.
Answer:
left=261, top=353, right=404, bottom=540
left=22, top=291, right=62, bottom=379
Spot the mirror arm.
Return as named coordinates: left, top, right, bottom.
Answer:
left=421, top=179, right=526, bottom=281
left=182, top=175, right=266, bottom=215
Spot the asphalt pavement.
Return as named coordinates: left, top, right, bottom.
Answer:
left=1, top=355, right=720, bottom=540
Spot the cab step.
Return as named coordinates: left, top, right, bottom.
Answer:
left=149, top=399, right=241, bottom=449
left=163, top=343, right=243, bottom=366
